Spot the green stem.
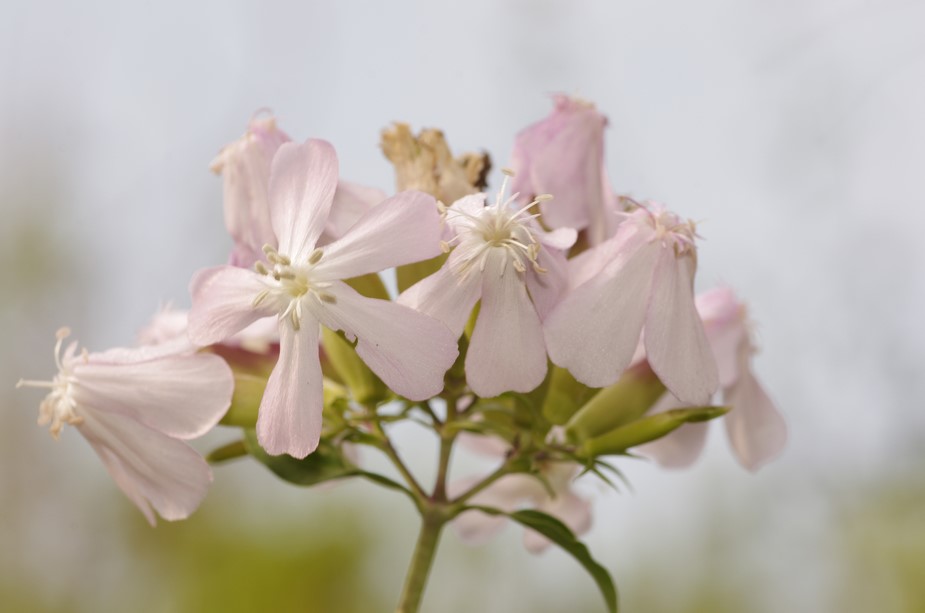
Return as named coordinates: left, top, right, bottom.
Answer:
left=396, top=513, right=445, bottom=613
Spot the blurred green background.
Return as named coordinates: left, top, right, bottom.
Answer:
left=2, top=1, right=924, bottom=611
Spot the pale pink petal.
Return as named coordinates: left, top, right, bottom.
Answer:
left=188, top=266, right=276, bottom=346
left=635, top=392, right=710, bottom=468
left=544, top=240, right=659, bottom=388
left=313, top=190, right=443, bottom=281
left=456, top=431, right=511, bottom=459
left=449, top=474, right=546, bottom=546
left=537, top=227, right=578, bottom=251
left=397, top=259, right=481, bottom=337
left=639, top=421, right=711, bottom=469
left=466, top=250, right=547, bottom=397
left=74, top=352, right=233, bottom=440
left=567, top=222, right=646, bottom=290
left=723, top=361, right=787, bottom=472
left=525, top=491, right=593, bottom=554
left=510, top=95, right=608, bottom=231
left=445, top=194, right=487, bottom=233
left=311, top=281, right=458, bottom=400
left=323, top=180, right=387, bottom=242
left=257, top=318, right=323, bottom=458
left=525, top=247, right=569, bottom=321
left=644, top=251, right=719, bottom=405
left=78, top=410, right=213, bottom=525
left=696, top=287, right=748, bottom=388
left=212, top=115, right=290, bottom=267
left=269, top=139, right=338, bottom=261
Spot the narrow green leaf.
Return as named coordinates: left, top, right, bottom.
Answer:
left=467, top=506, right=618, bottom=612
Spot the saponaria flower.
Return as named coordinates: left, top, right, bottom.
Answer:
left=544, top=202, right=719, bottom=405
left=16, top=328, right=234, bottom=525
left=508, top=94, right=621, bottom=246
left=211, top=113, right=386, bottom=267
left=189, top=138, right=459, bottom=458
left=398, top=170, right=576, bottom=397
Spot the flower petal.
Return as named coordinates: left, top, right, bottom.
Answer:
left=544, top=240, right=659, bottom=388
left=188, top=266, right=276, bottom=346
left=257, top=317, right=324, bottom=458
left=525, top=247, right=569, bottom=321
left=269, top=139, right=339, bottom=261
left=322, top=180, right=387, bottom=242
left=644, top=251, right=719, bottom=405
left=636, top=392, right=711, bottom=468
left=311, top=281, right=458, bottom=400
left=466, top=250, right=547, bottom=397
left=723, top=357, right=787, bottom=472
left=74, top=352, right=232, bottom=440
left=313, top=190, right=443, bottom=281
left=78, top=410, right=213, bottom=525
left=397, top=259, right=481, bottom=337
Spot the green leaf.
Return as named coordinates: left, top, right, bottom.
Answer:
left=242, top=430, right=415, bottom=502
left=467, top=506, right=618, bottom=612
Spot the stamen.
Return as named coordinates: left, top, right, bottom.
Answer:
left=308, top=248, right=324, bottom=265
left=252, top=290, right=270, bottom=307
left=254, top=261, right=269, bottom=275
left=318, top=292, right=337, bottom=304
left=290, top=308, right=301, bottom=331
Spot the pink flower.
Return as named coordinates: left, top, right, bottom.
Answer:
left=211, top=114, right=387, bottom=266
left=16, top=328, right=233, bottom=525
left=509, top=95, right=620, bottom=245
left=544, top=202, right=719, bottom=405
left=451, top=457, right=592, bottom=554
left=189, top=139, right=459, bottom=458
left=398, top=172, right=576, bottom=397
left=639, top=287, right=787, bottom=471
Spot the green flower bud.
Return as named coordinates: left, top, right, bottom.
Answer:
left=565, top=366, right=666, bottom=442
left=578, top=406, right=729, bottom=458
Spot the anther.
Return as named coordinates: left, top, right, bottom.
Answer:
left=254, top=261, right=269, bottom=275
left=318, top=292, right=337, bottom=304
left=308, top=248, right=324, bottom=265
left=501, top=167, right=515, bottom=177
left=252, top=290, right=270, bottom=307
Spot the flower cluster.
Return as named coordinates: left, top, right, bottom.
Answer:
left=19, top=96, right=786, bottom=612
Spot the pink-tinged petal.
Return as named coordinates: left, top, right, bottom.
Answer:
left=313, top=190, right=443, bottom=280
left=525, top=490, right=593, bottom=554
left=644, top=251, right=719, bottom=405
left=257, top=318, right=323, bottom=458
left=537, top=226, right=578, bottom=251
left=188, top=266, right=276, bottom=347
left=545, top=240, right=659, bottom=388
left=510, top=95, right=608, bottom=232
left=466, top=250, right=547, bottom=397
left=322, top=180, right=387, bottom=242
left=269, top=139, right=339, bottom=261
left=696, top=287, right=748, bottom=388
left=445, top=194, right=487, bottom=233
left=74, top=352, right=233, bottom=440
left=397, top=259, right=481, bottom=337
left=450, top=474, right=546, bottom=545
left=636, top=391, right=712, bottom=468
left=723, top=360, right=787, bottom=472
left=456, top=431, right=511, bottom=458
left=212, top=115, right=290, bottom=267
left=526, top=247, right=569, bottom=321
left=78, top=410, right=213, bottom=525
left=311, top=282, right=458, bottom=400
left=567, top=221, right=646, bottom=290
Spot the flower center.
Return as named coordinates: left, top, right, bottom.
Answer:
left=444, top=169, right=552, bottom=277
left=17, top=327, right=84, bottom=439
left=642, top=206, right=698, bottom=255
left=251, top=245, right=335, bottom=330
